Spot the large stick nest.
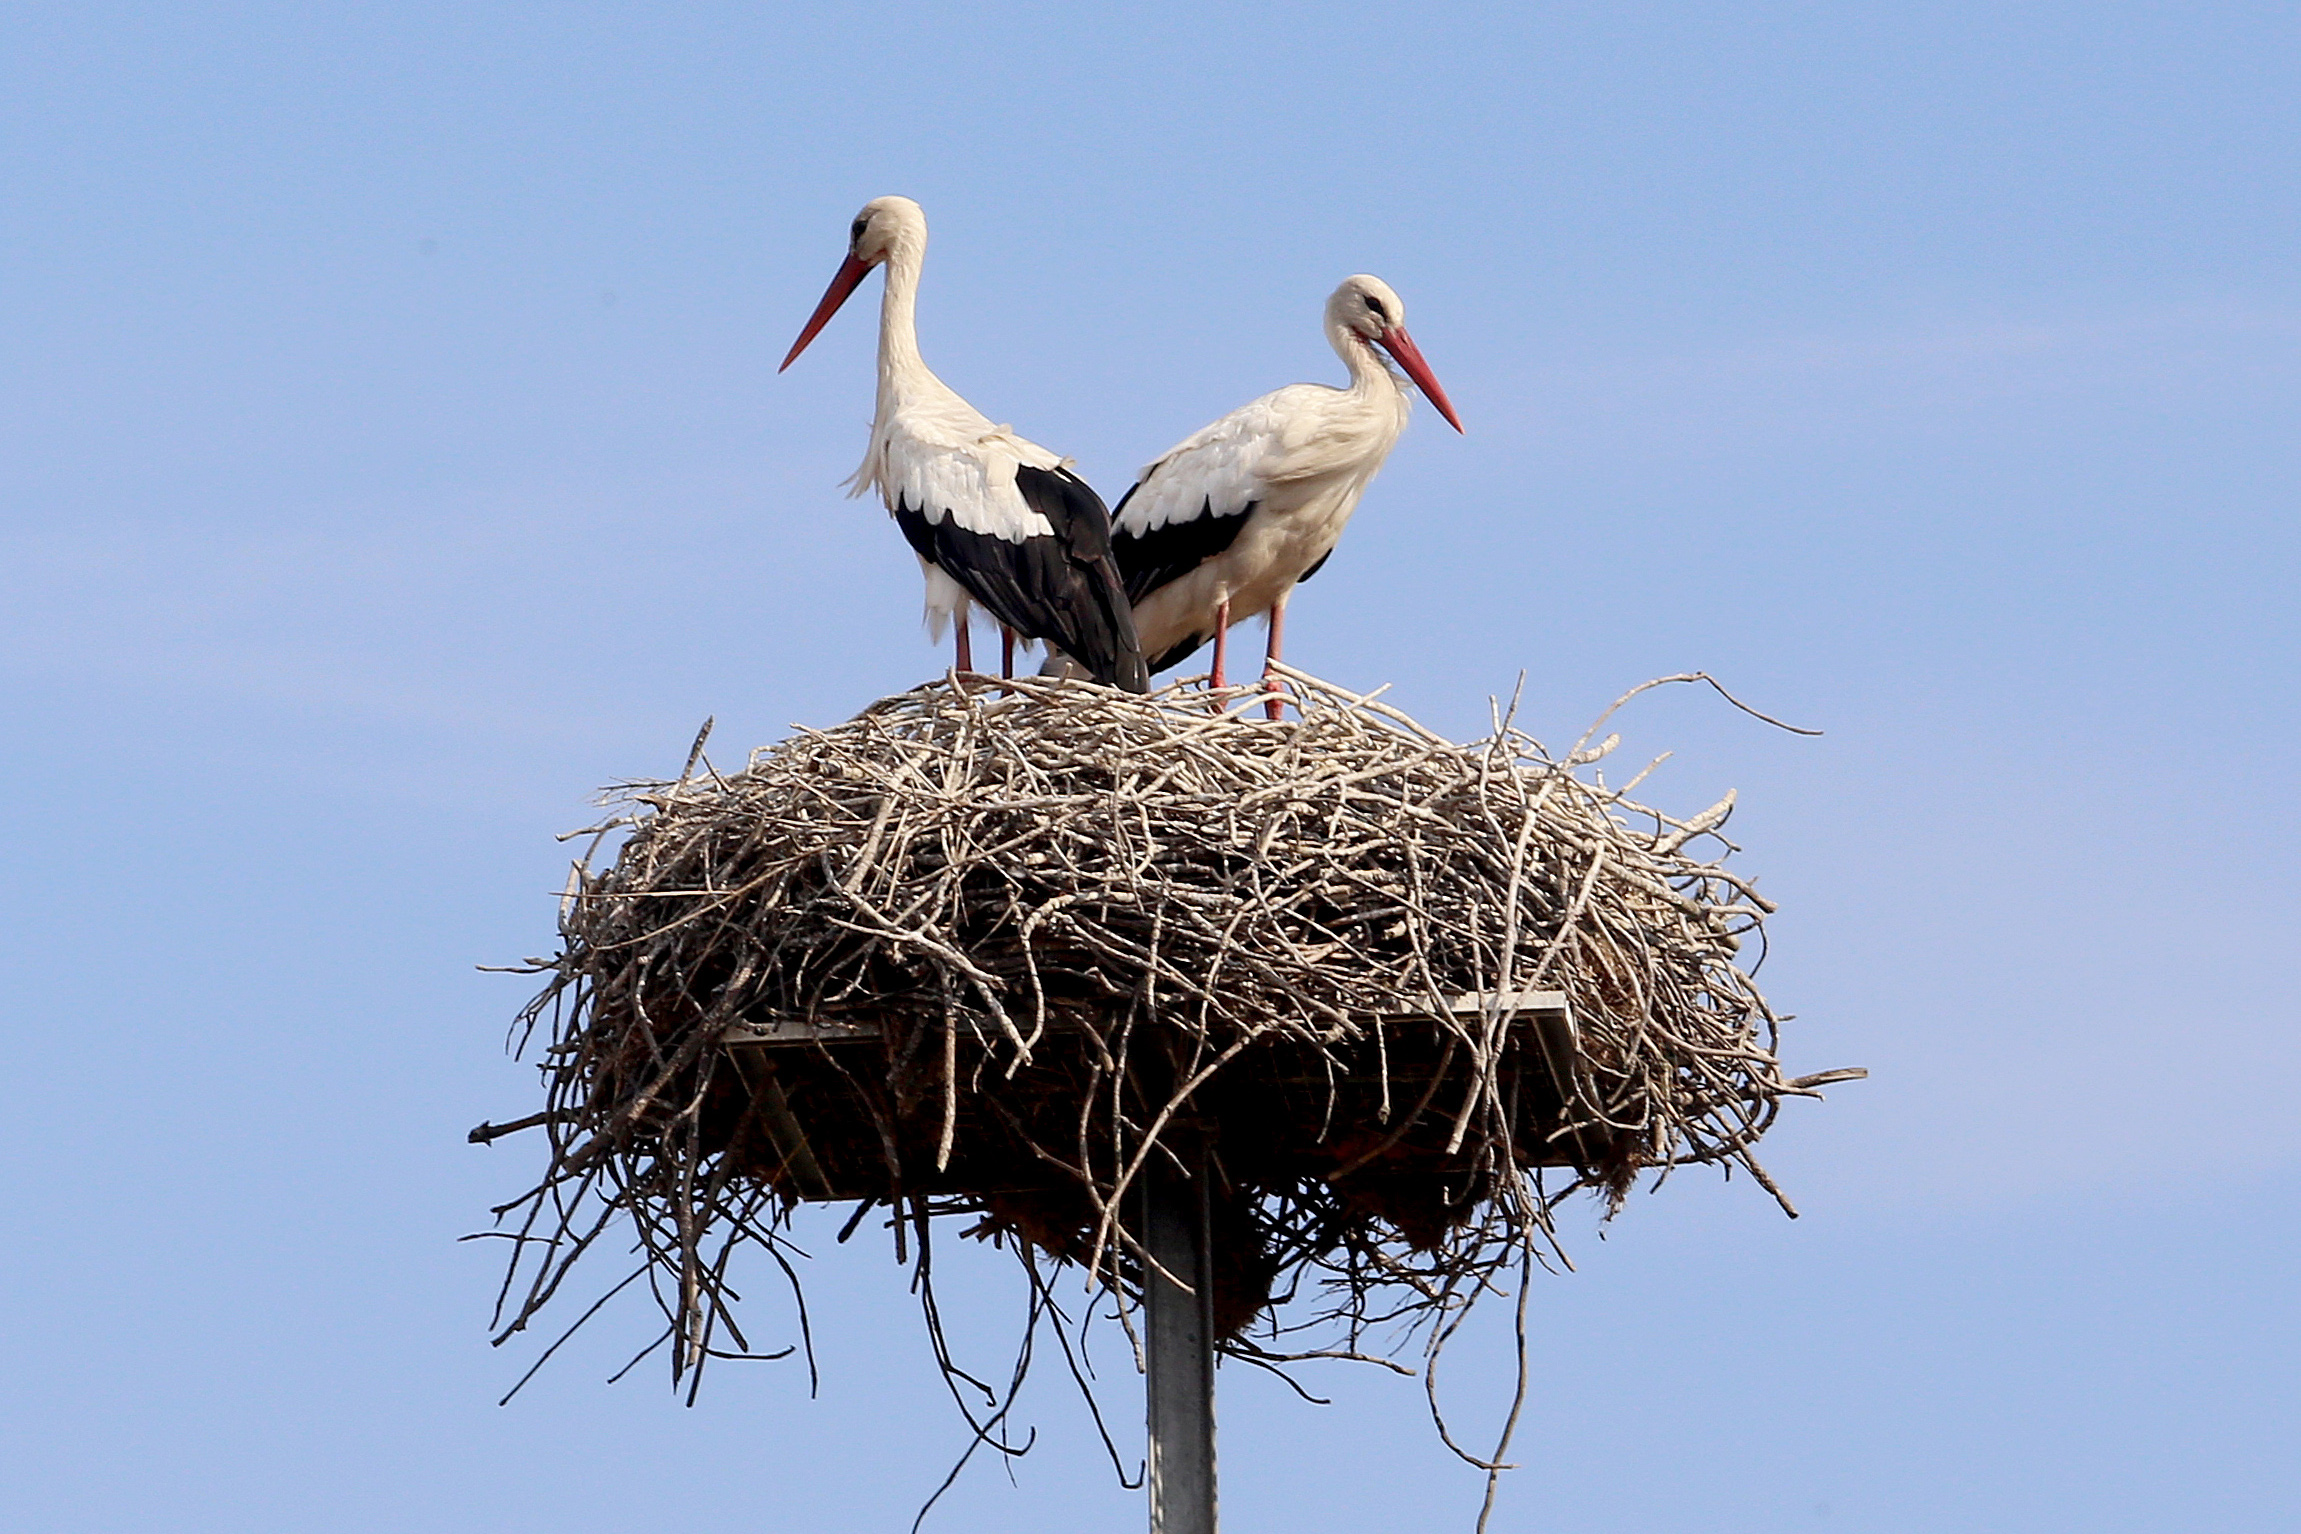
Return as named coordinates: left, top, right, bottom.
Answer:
left=474, top=665, right=1856, bottom=1424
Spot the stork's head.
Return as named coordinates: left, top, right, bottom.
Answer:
left=1327, top=275, right=1464, bottom=433
left=846, top=195, right=927, bottom=267
left=780, top=196, right=928, bottom=372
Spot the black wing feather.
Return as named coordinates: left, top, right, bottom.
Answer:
left=1110, top=489, right=1257, bottom=604
left=894, top=466, right=1149, bottom=693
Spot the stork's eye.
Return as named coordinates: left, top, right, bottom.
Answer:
left=850, top=218, right=869, bottom=243
left=1364, top=295, right=1388, bottom=319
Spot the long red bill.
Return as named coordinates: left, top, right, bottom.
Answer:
left=779, top=253, right=874, bottom=372
left=1375, top=325, right=1465, bottom=433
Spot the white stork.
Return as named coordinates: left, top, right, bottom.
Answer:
left=780, top=196, right=1148, bottom=692
left=1066, top=275, right=1462, bottom=717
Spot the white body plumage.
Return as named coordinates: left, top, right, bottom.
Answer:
left=1101, top=275, right=1464, bottom=680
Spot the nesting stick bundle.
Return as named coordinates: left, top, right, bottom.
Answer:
left=472, top=666, right=1857, bottom=1421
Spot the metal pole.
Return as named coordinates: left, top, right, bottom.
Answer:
left=1144, top=1148, right=1217, bottom=1534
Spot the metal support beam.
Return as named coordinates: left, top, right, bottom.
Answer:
left=1144, top=1149, right=1217, bottom=1534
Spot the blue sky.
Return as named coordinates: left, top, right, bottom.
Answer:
left=3, top=4, right=2295, bottom=1530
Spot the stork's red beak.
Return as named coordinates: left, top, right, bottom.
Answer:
left=1375, top=326, right=1464, bottom=433
left=780, top=253, right=873, bottom=372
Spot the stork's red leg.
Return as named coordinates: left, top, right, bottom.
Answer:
left=1263, top=595, right=1288, bottom=721
left=1001, top=627, right=1015, bottom=680
left=955, top=618, right=973, bottom=676
left=1209, top=597, right=1230, bottom=692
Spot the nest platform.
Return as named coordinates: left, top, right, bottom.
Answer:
left=475, top=666, right=1856, bottom=1391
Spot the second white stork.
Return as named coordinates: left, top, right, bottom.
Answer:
left=1088, top=274, right=1463, bottom=717
left=781, top=195, right=1148, bottom=692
